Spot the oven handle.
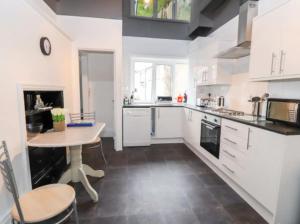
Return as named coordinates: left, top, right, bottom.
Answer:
left=201, top=120, right=220, bottom=130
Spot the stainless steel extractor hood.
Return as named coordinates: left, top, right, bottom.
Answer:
left=216, top=0, right=258, bottom=59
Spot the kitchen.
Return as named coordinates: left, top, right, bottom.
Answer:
left=1, top=0, right=300, bottom=224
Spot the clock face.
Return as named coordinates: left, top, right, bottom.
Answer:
left=40, top=37, right=51, bottom=56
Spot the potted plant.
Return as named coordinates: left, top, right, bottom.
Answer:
left=51, top=108, right=66, bottom=132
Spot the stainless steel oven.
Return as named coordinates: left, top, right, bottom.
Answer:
left=200, top=114, right=221, bottom=159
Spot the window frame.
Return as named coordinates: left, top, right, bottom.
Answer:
left=130, top=57, right=188, bottom=103
left=130, top=0, right=191, bottom=23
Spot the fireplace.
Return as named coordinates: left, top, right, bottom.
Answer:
left=23, top=90, right=67, bottom=189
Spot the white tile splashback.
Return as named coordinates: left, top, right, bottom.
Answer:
left=268, top=80, right=300, bottom=99
left=197, top=73, right=300, bottom=114
left=197, top=73, right=268, bottom=114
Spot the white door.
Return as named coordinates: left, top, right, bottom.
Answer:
left=183, top=108, right=192, bottom=144
left=243, top=127, right=284, bottom=213
left=80, top=54, right=90, bottom=112
left=249, top=8, right=282, bottom=78
left=280, top=1, right=300, bottom=76
left=190, top=110, right=202, bottom=150
left=80, top=51, right=115, bottom=137
left=155, top=107, right=182, bottom=139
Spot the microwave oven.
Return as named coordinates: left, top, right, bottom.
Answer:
left=266, top=98, right=300, bottom=127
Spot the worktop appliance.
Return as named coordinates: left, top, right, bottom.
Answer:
left=266, top=98, right=300, bottom=127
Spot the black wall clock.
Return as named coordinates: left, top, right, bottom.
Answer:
left=40, top=37, right=51, bottom=56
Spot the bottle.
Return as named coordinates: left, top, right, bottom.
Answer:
left=183, top=92, right=188, bottom=103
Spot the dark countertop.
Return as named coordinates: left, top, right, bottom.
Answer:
left=123, top=103, right=300, bottom=136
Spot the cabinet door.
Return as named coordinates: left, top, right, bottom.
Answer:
left=280, top=1, right=300, bottom=76
left=155, top=107, right=183, bottom=139
left=183, top=108, right=191, bottom=144
left=190, top=110, right=202, bottom=150
left=243, top=127, right=284, bottom=213
left=249, top=8, right=282, bottom=78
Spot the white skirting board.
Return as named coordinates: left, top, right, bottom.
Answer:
left=184, top=141, right=273, bottom=224
left=151, top=138, right=184, bottom=144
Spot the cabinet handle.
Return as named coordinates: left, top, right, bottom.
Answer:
left=223, top=150, right=236, bottom=159
left=279, top=50, right=286, bottom=74
left=224, top=138, right=237, bottom=145
left=158, top=108, right=160, bottom=120
left=271, top=53, right=276, bottom=75
left=247, top=128, right=251, bottom=150
left=225, top=125, right=238, bottom=131
left=222, top=164, right=235, bottom=174
left=190, top=111, right=193, bottom=121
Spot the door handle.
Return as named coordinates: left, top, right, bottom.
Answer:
left=225, top=125, right=238, bottom=131
left=224, top=138, right=237, bottom=145
left=271, top=53, right=276, bottom=75
left=279, top=50, right=286, bottom=74
left=247, top=128, right=251, bottom=150
left=223, top=150, right=236, bottom=159
left=222, top=164, right=235, bottom=174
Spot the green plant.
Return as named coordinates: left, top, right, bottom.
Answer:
left=51, top=108, right=65, bottom=123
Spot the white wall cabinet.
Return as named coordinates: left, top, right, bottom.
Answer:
left=195, top=60, right=232, bottom=86
left=250, top=0, right=300, bottom=80
left=154, top=107, right=183, bottom=139
left=183, top=108, right=202, bottom=149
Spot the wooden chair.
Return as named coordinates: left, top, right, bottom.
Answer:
left=69, top=112, right=108, bottom=167
left=0, top=141, right=79, bottom=224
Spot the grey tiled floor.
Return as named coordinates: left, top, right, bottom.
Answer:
left=67, top=138, right=267, bottom=224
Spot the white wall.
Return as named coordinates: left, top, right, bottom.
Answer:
left=57, top=16, right=123, bottom=150
left=0, top=0, right=72, bottom=223
left=123, top=36, right=190, bottom=97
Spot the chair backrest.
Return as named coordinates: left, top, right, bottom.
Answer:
left=69, top=112, right=96, bottom=123
left=0, top=141, right=25, bottom=223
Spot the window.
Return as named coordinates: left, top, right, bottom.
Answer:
left=176, top=0, right=191, bottom=21
left=132, top=59, right=188, bottom=102
left=157, top=0, right=173, bottom=20
left=135, top=0, right=154, bottom=17
left=134, top=62, right=153, bottom=102
left=131, top=0, right=191, bottom=22
left=156, top=65, right=172, bottom=96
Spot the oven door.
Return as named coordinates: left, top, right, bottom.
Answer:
left=200, top=120, right=221, bottom=159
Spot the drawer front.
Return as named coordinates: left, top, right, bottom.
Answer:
left=220, top=153, right=244, bottom=182
left=222, top=119, right=249, bottom=140
left=221, top=130, right=248, bottom=152
left=220, top=143, right=246, bottom=169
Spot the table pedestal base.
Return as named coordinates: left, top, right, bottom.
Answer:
left=59, top=145, right=105, bottom=202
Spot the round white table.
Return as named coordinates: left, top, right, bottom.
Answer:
left=27, top=123, right=106, bottom=202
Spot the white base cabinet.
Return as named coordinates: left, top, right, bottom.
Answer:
left=153, top=107, right=183, bottom=139
left=183, top=108, right=202, bottom=150
left=219, top=118, right=300, bottom=224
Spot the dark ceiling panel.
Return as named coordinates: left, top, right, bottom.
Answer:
left=43, top=0, right=122, bottom=20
